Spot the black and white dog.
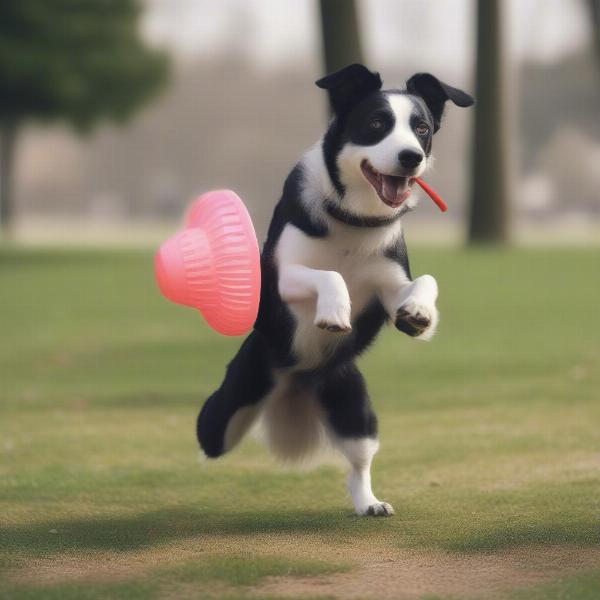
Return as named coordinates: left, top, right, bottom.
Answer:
left=197, top=64, right=473, bottom=516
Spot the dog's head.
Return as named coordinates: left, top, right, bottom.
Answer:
left=317, top=64, right=473, bottom=219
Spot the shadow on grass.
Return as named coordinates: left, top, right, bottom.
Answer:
left=1, top=506, right=364, bottom=559
left=4, top=502, right=600, bottom=561
left=444, top=519, right=600, bottom=553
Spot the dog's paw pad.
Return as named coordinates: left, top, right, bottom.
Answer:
left=395, top=304, right=432, bottom=337
left=316, top=322, right=352, bottom=333
left=364, top=502, right=395, bottom=517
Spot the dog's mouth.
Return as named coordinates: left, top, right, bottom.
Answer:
left=360, top=160, right=415, bottom=208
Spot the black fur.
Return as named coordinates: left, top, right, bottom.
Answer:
left=265, top=165, right=329, bottom=241
left=197, top=332, right=273, bottom=457
left=317, top=362, right=378, bottom=439
left=316, top=63, right=383, bottom=115
left=324, top=198, right=406, bottom=228
left=346, top=93, right=395, bottom=146
left=406, top=73, right=474, bottom=132
left=384, top=232, right=412, bottom=280
left=324, top=299, right=388, bottom=372
left=322, top=118, right=348, bottom=196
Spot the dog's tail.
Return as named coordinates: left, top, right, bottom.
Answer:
left=196, top=332, right=273, bottom=458
left=259, top=374, right=326, bottom=463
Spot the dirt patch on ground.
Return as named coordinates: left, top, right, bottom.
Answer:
left=254, top=544, right=600, bottom=600
left=6, top=537, right=600, bottom=599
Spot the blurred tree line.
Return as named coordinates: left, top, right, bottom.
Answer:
left=2, top=1, right=597, bottom=242
left=0, top=0, right=168, bottom=233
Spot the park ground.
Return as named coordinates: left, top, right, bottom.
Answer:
left=1, top=244, right=599, bottom=599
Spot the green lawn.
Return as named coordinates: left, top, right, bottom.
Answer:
left=1, top=245, right=599, bottom=600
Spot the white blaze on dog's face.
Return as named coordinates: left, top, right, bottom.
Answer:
left=335, top=92, right=432, bottom=217
left=317, top=65, right=474, bottom=220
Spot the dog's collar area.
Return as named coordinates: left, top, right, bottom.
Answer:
left=324, top=199, right=407, bottom=228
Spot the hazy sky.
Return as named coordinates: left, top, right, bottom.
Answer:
left=142, top=0, right=591, bottom=70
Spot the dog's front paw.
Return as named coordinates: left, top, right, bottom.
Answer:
left=315, top=302, right=352, bottom=333
left=395, top=300, right=438, bottom=340
left=361, top=501, right=395, bottom=517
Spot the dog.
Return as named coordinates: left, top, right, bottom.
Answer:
left=197, top=64, right=473, bottom=516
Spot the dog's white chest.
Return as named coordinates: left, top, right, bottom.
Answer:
left=275, top=223, right=403, bottom=368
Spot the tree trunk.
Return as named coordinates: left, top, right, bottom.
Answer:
left=587, top=0, right=600, bottom=67
left=319, top=0, right=365, bottom=103
left=0, top=120, right=18, bottom=235
left=468, top=0, right=511, bottom=244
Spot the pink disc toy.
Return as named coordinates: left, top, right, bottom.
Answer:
left=155, top=190, right=261, bottom=336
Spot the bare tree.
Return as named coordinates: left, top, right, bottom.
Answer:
left=468, top=0, right=511, bottom=244
left=0, top=121, right=16, bottom=232
left=319, top=0, right=364, bottom=107
left=587, top=0, right=600, bottom=65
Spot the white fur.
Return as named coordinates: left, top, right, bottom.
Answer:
left=276, top=222, right=403, bottom=369
left=397, top=274, right=439, bottom=341
left=279, top=264, right=352, bottom=331
left=335, top=437, right=394, bottom=516
left=367, top=94, right=429, bottom=177
left=276, top=143, right=439, bottom=369
left=224, top=404, right=262, bottom=452
left=300, top=141, right=336, bottom=223
left=379, top=272, right=440, bottom=341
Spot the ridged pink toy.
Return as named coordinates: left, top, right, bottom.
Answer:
left=155, top=190, right=261, bottom=336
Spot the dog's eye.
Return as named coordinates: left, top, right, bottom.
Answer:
left=415, top=123, right=430, bottom=136
left=369, top=118, right=384, bottom=130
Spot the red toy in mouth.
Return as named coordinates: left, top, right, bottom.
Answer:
left=414, top=177, right=448, bottom=212
left=360, top=159, right=448, bottom=212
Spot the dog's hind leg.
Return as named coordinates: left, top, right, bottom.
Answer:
left=317, top=362, right=394, bottom=516
left=197, top=332, right=273, bottom=458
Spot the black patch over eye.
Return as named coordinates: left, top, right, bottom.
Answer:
left=415, top=122, right=430, bottom=136
left=346, top=93, right=395, bottom=146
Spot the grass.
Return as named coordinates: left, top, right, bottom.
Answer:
left=1, top=245, right=599, bottom=599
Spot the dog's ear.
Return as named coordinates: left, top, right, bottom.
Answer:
left=406, top=73, right=474, bottom=132
left=316, top=64, right=383, bottom=115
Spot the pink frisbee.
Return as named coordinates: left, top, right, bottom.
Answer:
left=155, top=190, right=261, bottom=336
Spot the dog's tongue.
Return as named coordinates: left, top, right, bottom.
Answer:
left=381, top=175, right=410, bottom=206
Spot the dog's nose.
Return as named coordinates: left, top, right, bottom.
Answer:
left=398, top=149, right=424, bottom=169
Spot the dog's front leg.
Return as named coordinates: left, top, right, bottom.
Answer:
left=379, top=269, right=439, bottom=340
left=278, top=264, right=352, bottom=332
